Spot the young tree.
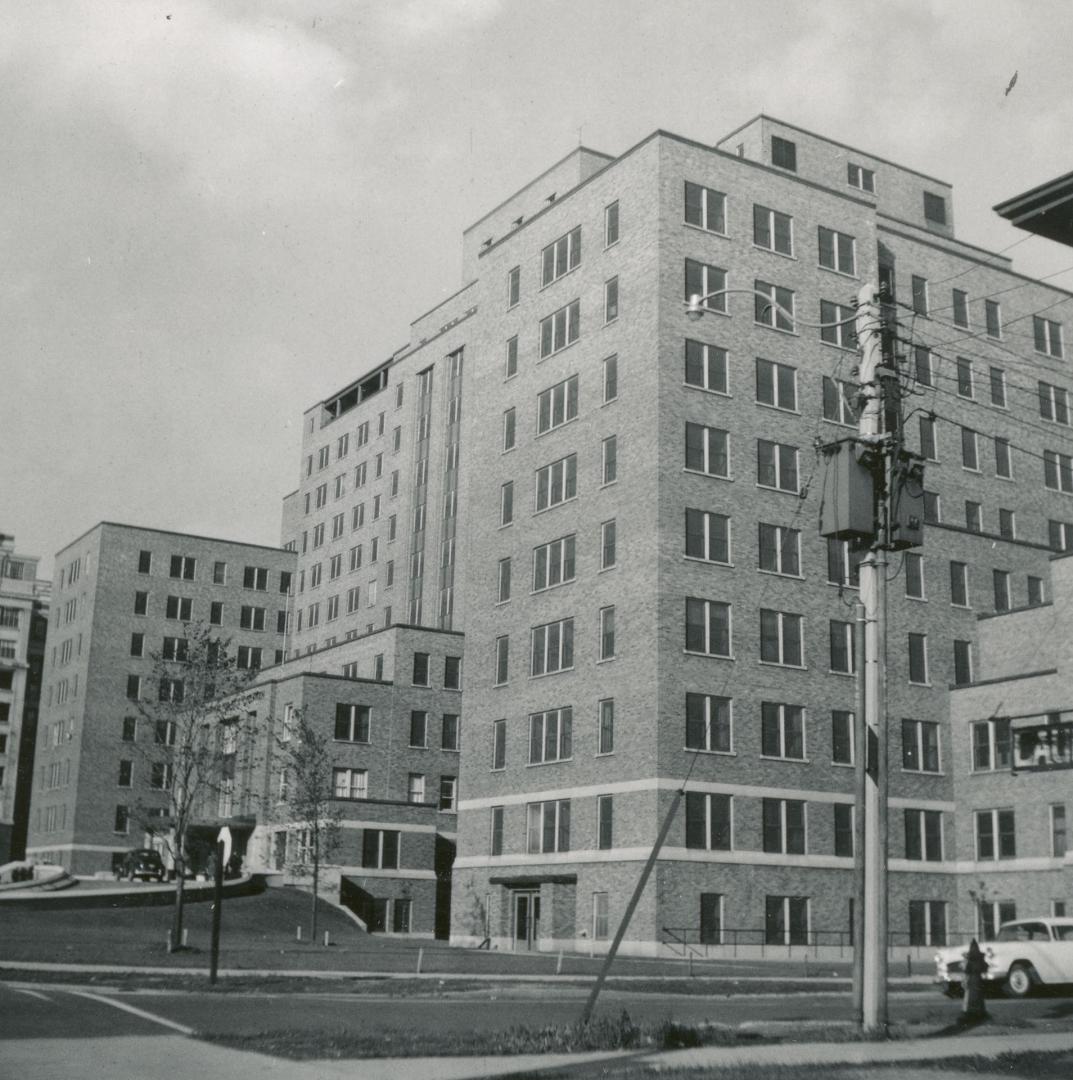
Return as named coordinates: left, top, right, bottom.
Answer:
left=276, top=707, right=342, bottom=942
left=132, top=620, right=261, bottom=951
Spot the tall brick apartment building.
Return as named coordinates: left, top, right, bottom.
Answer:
left=24, top=523, right=294, bottom=875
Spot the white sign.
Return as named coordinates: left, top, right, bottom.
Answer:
left=217, top=826, right=232, bottom=867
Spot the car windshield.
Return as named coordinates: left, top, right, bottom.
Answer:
left=1054, top=925, right=1073, bottom=941
left=996, top=922, right=1051, bottom=942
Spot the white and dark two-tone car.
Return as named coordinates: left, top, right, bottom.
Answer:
left=935, top=918, right=1073, bottom=997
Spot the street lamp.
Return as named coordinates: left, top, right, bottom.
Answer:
left=685, top=289, right=860, bottom=332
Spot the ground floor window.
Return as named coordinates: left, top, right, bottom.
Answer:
left=592, top=892, right=609, bottom=940
left=908, top=900, right=947, bottom=946
left=700, top=893, right=723, bottom=945
left=765, top=895, right=808, bottom=945
left=392, top=898, right=412, bottom=933
left=978, top=900, right=1016, bottom=941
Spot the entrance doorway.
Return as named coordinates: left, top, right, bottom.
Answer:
left=513, top=890, right=541, bottom=950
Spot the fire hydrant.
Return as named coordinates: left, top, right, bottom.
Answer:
left=963, top=938, right=988, bottom=1019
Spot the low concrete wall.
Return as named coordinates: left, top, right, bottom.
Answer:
left=0, top=873, right=266, bottom=910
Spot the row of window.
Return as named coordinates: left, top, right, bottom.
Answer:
left=328, top=767, right=457, bottom=812
left=135, top=551, right=291, bottom=593
left=305, top=389, right=406, bottom=478
left=303, top=443, right=405, bottom=516
left=333, top=703, right=461, bottom=751
left=497, top=523, right=616, bottom=602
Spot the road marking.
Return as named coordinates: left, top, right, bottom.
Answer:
left=67, top=990, right=195, bottom=1035
left=8, top=987, right=52, bottom=1001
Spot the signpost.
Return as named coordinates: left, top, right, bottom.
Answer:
left=209, top=826, right=231, bottom=985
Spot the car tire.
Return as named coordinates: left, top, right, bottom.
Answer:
left=1004, top=962, right=1037, bottom=998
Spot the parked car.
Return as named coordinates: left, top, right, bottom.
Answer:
left=935, top=917, right=1073, bottom=997
left=117, top=848, right=166, bottom=882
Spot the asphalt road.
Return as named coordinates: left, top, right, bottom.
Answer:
left=5, top=979, right=1073, bottom=1044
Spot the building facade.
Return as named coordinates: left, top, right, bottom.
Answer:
left=24, top=522, right=295, bottom=875
left=0, top=535, right=50, bottom=862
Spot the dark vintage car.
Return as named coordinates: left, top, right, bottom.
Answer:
left=117, top=848, right=166, bottom=882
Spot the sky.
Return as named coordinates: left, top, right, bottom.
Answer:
left=5, top=0, right=1073, bottom=578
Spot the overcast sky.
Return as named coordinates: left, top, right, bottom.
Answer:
left=5, top=0, right=1073, bottom=577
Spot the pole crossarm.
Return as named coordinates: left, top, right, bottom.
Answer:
left=684, top=288, right=863, bottom=330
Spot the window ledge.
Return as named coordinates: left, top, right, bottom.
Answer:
left=683, top=649, right=734, bottom=661
left=758, top=660, right=807, bottom=671
left=753, top=323, right=799, bottom=337
left=535, top=416, right=580, bottom=441
left=683, top=747, right=736, bottom=757
left=817, top=264, right=859, bottom=281
left=752, top=244, right=796, bottom=262
left=758, top=569, right=804, bottom=581
left=528, top=667, right=575, bottom=681
left=684, top=468, right=733, bottom=482
left=683, top=383, right=731, bottom=398
left=596, top=656, right=617, bottom=665
left=682, top=221, right=729, bottom=240
left=684, top=556, right=734, bottom=568
left=755, top=401, right=801, bottom=417
left=756, top=483, right=800, bottom=496
left=533, top=495, right=579, bottom=517
left=759, top=754, right=810, bottom=764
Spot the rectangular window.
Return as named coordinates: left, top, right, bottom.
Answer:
left=362, top=830, right=400, bottom=870
left=684, top=181, right=726, bottom=233
left=686, top=693, right=732, bottom=753
left=755, top=279, right=795, bottom=332
left=138, top=549, right=152, bottom=574
left=765, top=895, right=809, bottom=945
left=684, top=339, right=727, bottom=394
left=497, top=557, right=511, bottom=603
left=526, top=799, right=570, bottom=854
left=995, top=437, right=1012, bottom=479
left=914, top=346, right=933, bottom=387
left=829, top=619, right=855, bottom=674
left=1039, top=382, right=1071, bottom=425
left=601, top=519, right=617, bottom=570
left=117, top=759, right=133, bottom=787
left=603, top=353, right=618, bottom=402
left=902, top=718, right=940, bottom=772
left=240, top=605, right=266, bottom=631
left=952, top=288, right=969, bottom=328
left=535, top=453, right=578, bottom=510
left=1052, top=804, right=1067, bottom=858
left=601, top=435, right=617, bottom=484
left=598, top=698, right=615, bottom=754
left=905, top=552, right=924, bottom=599
left=753, top=204, right=793, bottom=256
left=122, top=716, right=137, bottom=742
left=1044, top=449, right=1073, bottom=493
left=834, top=804, right=854, bottom=857
left=500, top=481, right=514, bottom=526
left=438, top=776, right=457, bottom=812
left=757, top=439, right=798, bottom=492
left=114, top=805, right=129, bottom=834
left=956, top=356, right=974, bottom=398
left=971, top=718, right=1011, bottom=771
left=909, top=900, right=947, bottom=947
left=130, top=632, right=144, bottom=658
left=334, top=703, right=370, bottom=743
left=760, top=609, right=803, bottom=666
left=1050, top=520, right=1073, bottom=552
left=412, top=652, right=429, bottom=685
left=904, top=809, right=943, bottom=861
left=771, top=135, right=796, bottom=171
left=440, top=714, right=460, bottom=755
left=684, top=422, right=730, bottom=478
left=989, top=367, right=1007, bottom=408
left=961, top=427, right=979, bottom=471
left=539, top=299, right=580, bottom=358
left=505, top=335, right=518, bottom=379
left=169, top=555, right=196, bottom=580
left=529, top=707, right=572, bottom=764
left=536, top=374, right=579, bottom=434
left=817, top=226, right=855, bottom=275
left=965, top=500, right=982, bottom=532
left=532, top=535, right=575, bottom=591
left=492, top=719, right=506, bottom=770
left=762, top=798, right=806, bottom=854
left=993, top=569, right=1011, bottom=612
left=333, top=768, right=368, bottom=800
left=823, top=376, right=856, bottom=425
left=985, top=299, right=1002, bottom=339
left=907, top=632, right=929, bottom=684
left=976, top=809, right=1016, bottom=860
left=755, top=357, right=797, bottom=411
left=490, top=806, right=504, bottom=855
left=604, top=276, right=619, bottom=322
left=1028, top=575, right=1044, bottom=606
left=599, top=605, right=615, bottom=660
left=507, top=265, right=520, bottom=308
left=685, top=259, right=727, bottom=314
left=165, top=596, right=192, bottom=621
left=923, top=191, right=947, bottom=225
left=541, top=226, right=581, bottom=286
left=443, top=655, right=461, bottom=690
left=685, top=597, right=731, bottom=657
left=494, top=635, right=509, bottom=685
left=162, top=635, right=189, bottom=661
left=847, top=162, right=875, bottom=192
left=685, top=508, right=729, bottom=564
left=832, top=710, right=854, bottom=765
left=685, top=791, right=732, bottom=850
left=819, top=300, right=857, bottom=348
left=1035, top=316, right=1064, bottom=358
left=409, top=710, right=428, bottom=748
left=530, top=617, right=574, bottom=676
left=604, top=201, right=619, bottom=247
left=761, top=702, right=805, bottom=760
left=407, top=773, right=426, bottom=805
left=827, top=538, right=862, bottom=588
left=911, top=274, right=929, bottom=316
left=502, top=408, right=516, bottom=452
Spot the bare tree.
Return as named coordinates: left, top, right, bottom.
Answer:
left=132, top=621, right=260, bottom=951
left=275, top=706, right=342, bottom=942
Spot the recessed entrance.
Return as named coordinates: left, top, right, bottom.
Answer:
left=513, top=890, right=541, bottom=950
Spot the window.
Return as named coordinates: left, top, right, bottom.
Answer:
left=494, top=635, right=509, bottom=685
left=490, top=806, right=504, bottom=855
left=444, top=655, right=461, bottom=689
left=684, top=181, right=726, bottom=234
left=604, top=201, right=619, bottom=246
left=526, top=799, right=570, bottom=854
left=599, top=606, right=616, bottom=660
left=819, top=300, right=856, bottom=348
left=685, top=259, right=727, bottom=314
left=1050, top=520, right=1073, bottom=552
left=362, top=829, right=400, bottom=870
left=823, top=377, right=856, bottom=425
left=685, top=693, right=731, bottom=753
left=114, top=805, right=129, bottom=834
left=500, top=481, right=514, bottom=526
left=827, top=538, right=862, bottom=588
left=439, top=776, right=457, bottom=812
left=535, top=454, right=578, bottom=510
left=995, top=437, right=1012, bottom=479
left=598, top=698, right=615, bottom=754
left=766, top=895, right=808, bottom=945
left=530, top=617, right=574, bottom=675
left=601, top=519, right=617, bottom=570
left=162, top=635, right=188, bottom=661
left=818, top=226, right=855, bottom=275
left=763, top=799, right=806, bottom=854
left=495, top=557, right=511, bottom=605
left=541, top=226, right=581, bottom=286
left=1039, top=382, right=1071, bottom=425
left=685, top=792, right=732, bottom=850
left=909, top=900, right=947, bottom=947
left=976, top=809, right=1016, bottom=860
left=685, top=597, right=731, bottom=657
left=122, top=716, right=137, bottom=742
left=507, top=265, right=520, bottom=308
left=1028, top=575, right=1044, bottom=606
left=754, top=280, right=795, bottom=331
left=979, top=901, right=1017, bottom=942
left=907, top=632, right=928, bottom=683
left=771, top=135, right=796, bottom=171
left=985, top=299, right=1002, bottom=339
left=1034, top=316, right=1064, bottom=358
left=961, top=427, right=978, bottom=471
left=533, top=535, right=575, bottom=591
left=834, top=804, right=854, bottom=857
left=334, top=703, right=370, bottom=743
left=761, top=702, right=805, bottom=760
left=604, top=277, right=619, bottom=322
left=971, top=718, right=1011, bottom=771
left=989, top=367, right=1007, bottom=408
left=923, top=191, right=946, bottom=225
left=1052, top=805, right=1067, bottom=858
left=757, top=439, right=798, bottom=492
left=412, top=652, right=429, bottom=686
left=334, top=768, right=368, bottom=800
left=847, top=163, right=874, bottom=192
left=240, top=605, right=265, bottom=631
left=169, top=555, right=196, bottom=580
left=502, top=408, right=516, bottom=452
left=155, top=720, right=176, bottom=746
left=753, top=204, right=793, bottom=256
left=685, top=508, right=729, bottom=564
left=603, top=354, right=618, bottom=402
left=117, top=759, right=133, bottom=787
left=408, top=773, right=425, bottom=804
left=911, top=274, right=929, bottom=316
left=905, top=552, right=924, bottom=599
left=441, top=713, right=460, bottom=752
left=150, top=762, right=173, bottom=790
left=755, top=357, right=796, bottom=411
left=903, top=808, right=943, bottom=862
left=914, top=346, right=933, bottom=387
left=760, top=609, right=802, bottom=666
left=601, top=435, right=617, bottom=484
left=684, top=339, right=727, bottom=394
left=998, top=508, right=1015, bottom=540
left=902, top=719, right=940, bottom=772
left=492, top=719, right=506, bottom=770
left=236, top=646, right=262, bottom=670
left=539, top=299, right=580, bottom=358
left=408, top=710, right=428, bottom=748
left=165, top=596, right=192, bottom=621
left=831, top=710, right=854, bottom=765
left=1044, top=450, right=1073, bottom=493
left=993, top=569, right=1011, bottom=612
left=138, top=550, right=152, bottom=574
left=505, top=335, right=518, bottom=379
left=952, top=288, right=969, bottom=328
left=829, top=619, right=855, bottom=673
left=130, top=632, right=144, bottom=658
left=529, top=707, right=572, bottom=764
left=956, top=356, right=974, bottom=398
left=537, top=374, right=579, bottom=435
left=685, top=422, right=729, bottom=477
left=758, top=522, right=800, bottom=576
left=965, top=501, right=982, bottom=532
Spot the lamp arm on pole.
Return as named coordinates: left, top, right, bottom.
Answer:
left=684, top=288, right=864, bottom=331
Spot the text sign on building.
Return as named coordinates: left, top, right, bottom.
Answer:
left=1013, top=721, right=1073, bottom=772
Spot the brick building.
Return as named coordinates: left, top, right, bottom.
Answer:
left=0, top=534, right=50, bottom=862
left=24, top=522, right=294, bottom=875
